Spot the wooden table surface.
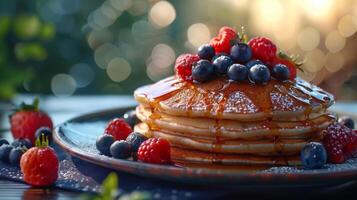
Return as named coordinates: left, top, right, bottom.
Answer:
left=1, top=95, right=357, bottom=200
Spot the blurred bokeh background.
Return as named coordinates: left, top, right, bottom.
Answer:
left=0, top=0, right=356, bottom=101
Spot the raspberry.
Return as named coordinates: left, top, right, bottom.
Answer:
left=210, top=26, right=238, bottom=54
left=174, top=54, right=200, bottom=81
left=322, top=123, right=357, bottom=164
left=137, top=138, right=171, bottom=164
left=270, top=56, right=297, bottom=80
left=10, top=98, right=53, bottom=144
left=20, top=137, right=59, bottom=186
left=248, top=37, right=277, bottom=63
left=105, top=118, right=133, bottom=141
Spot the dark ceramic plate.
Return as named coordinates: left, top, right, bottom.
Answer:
left=54, top=107, right=357, bottom=187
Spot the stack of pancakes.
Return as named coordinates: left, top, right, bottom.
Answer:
left=134, top=76, right=335, bottom=168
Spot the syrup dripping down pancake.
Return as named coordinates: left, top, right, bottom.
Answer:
left=136, top=105, right=334, bottom=140
left=134, top=76, right=334, bottom=121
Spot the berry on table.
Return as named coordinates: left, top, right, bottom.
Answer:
left=300, top=142, right=327, bottom=169
left=9, top=98, right=53, bottom=144
left=9, top=147, right=25, bottom=166
left=197, top=44, right=215, bottom=60
left=210, top=26, right=238, bottom=54
left=0, top=145, right=14, bottom=162
left=323, top=123, right=357, bottom=164
left=338, top=116, right=355, bottom=129
left=11, top=138, right=32, bottom=149
left=248, top=64, right=271, bottom=84
left=227, top=64, right=249, bottom=82
left=137, top=138, right=171, bottom=164
left=245, top=59, right=263, bottom=69
left=35, top=127, right=53, bottom=144
left=174, top=54, right=200, bottom=81
left=192, top=60, right=215, bottom=83
left=123, top=110, right=140, bottom=128
left=20, top=136, right=59, bottom=186
left=212, top=55, right=233, bottom=75
left=126, top=132, right=148, bottom=152
left=248, top=37, right=277, bottom=63
left=110, top=140, right=132, bottom=159
left=96, top=134, right=115, bottom=156
left=0, top=138, right=9, bottom=147
left=105, top=118, right=133, bottom=141
left=230, top=43, right=252, bottom=63
left=272, top=64, right=290, bottom=81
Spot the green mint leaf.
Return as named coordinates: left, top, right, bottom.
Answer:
left=102, top=172, right=118, bottom=200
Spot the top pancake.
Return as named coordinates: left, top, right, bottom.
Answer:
left=134, top=76, right=334, bottom=121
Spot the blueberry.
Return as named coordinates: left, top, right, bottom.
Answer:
left=126, top=132, right=148, bottom=152
left=272, top=64, right=290, bottom=81
left=230, top=43, right=252, bottom=63
left=96, top=134, right=115, bottom=156
left=35, top=127, right=53, bottom=144
left=110, top=140, right=132, bottom=159
left=245, top=59, right=263, bottom=69
left=197, top=44, right=215, bottom=60
left=301, top=142, right=327, bottom=169
left=338, top=116, right=355, bottom=129
left=0, top=139, right=9, bottom=147
left=192, top=60, right=215, bottom=83
left=249, top=64, right=271, bottom=84
left=123, top=110, right=140, bottom=128
left=9, top=147, right=24, bottom=166
left=0, top=145, right=14, bottom=162
left=212, top=52, right=229, bottom=62
left=227, top=64, right=249, bottom=82
left=213, top=55, right=234, bottom=75
left=11, top=139, right=32, bottom=149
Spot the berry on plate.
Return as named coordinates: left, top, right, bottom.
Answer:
left=35, top=127, right=53, bottom=144
left=0, top=144, right=14, bottom=162
left=123, top=110, right=140, bottom=128
left=210, top=26, right=238, bottom=54
left=137, top=138, right=171, bottom=164
left=248, top=37, right=277, bottom=63
left=227, top=64, right=249, bottom=82
left=126, top=132, right=148, bottom=152
left=272, top=64, right=290, bottom=81
left=0, top=138, right=9, bottom=147
left=174, top=54, right=200, bottom=81
left=11, top=138, right=33, bottom=149
left=20, top=137, right=59, bottom=186
left=323, top=123, right=357, bottom=164
left=105, top=118, right=133, bottom=141
left=9, top=98, right=53, bottom=144
left=230, top=43, right=252, bottom=63
left=9, top=147, right=25, bottom=166
left=338, top=116, right=355, bottom=129
left=96, top=134, right=115, bottom=156
left=110, top=140, right=132, bottom=159
left=192, top=60, right=215, bottom=83
left=197, top=44, right=215, bottom=60
left=300, top=142, right=327, bottom=169
left=248, top=64, right=271, bottom=84
left=212, top=55, right=233, bottom=75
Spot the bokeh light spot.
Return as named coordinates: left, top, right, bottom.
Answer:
left=106, top=57, right=131, bottom=82
left=69, top=63, right=94, bottom=88
left=51, top=74, right=76, bottom=97
left=187, top=23, right=211, bottom=47
left=304, top=49, right=326, bottom=73
left=149, top=1, right=176, bottom=28
left=325, top=30, right=346, bottom=53
left=338, top=15, right=357, bottom=37
left=94, top=43, right=120, bottom=69
left=297, top=27, right=320, bottom=51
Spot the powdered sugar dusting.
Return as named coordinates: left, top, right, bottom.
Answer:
left=224, top=91, right=258, bottom=114
left=270, top=91, right=303, bottom=112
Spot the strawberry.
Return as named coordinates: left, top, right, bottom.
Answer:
left=137, top=138, right=171, bottom=164
left=174, top=54, right=200, bottom=81
left=20, top=136, right=59, bottom=186
left=209, top=26, right=238, bottom=54
left=9, top=98, right=53, bottom=144
left=105, top=118, right=132, bottom=141
left=322, top=123, right=357, bottom=164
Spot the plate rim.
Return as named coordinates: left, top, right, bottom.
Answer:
left=54, top=106, right=357, bottom=185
